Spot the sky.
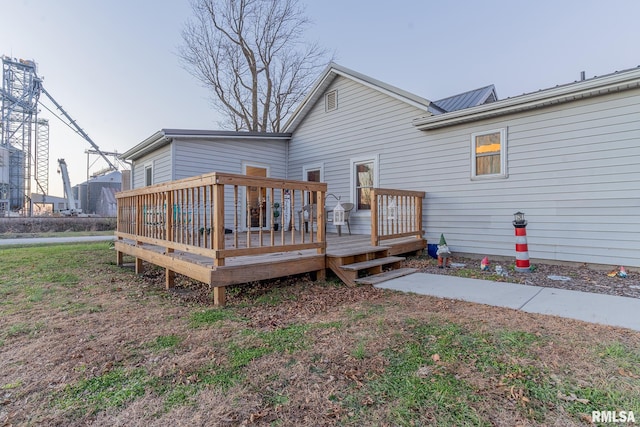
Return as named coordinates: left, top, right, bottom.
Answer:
left=2, top=0, right=639, bottom=197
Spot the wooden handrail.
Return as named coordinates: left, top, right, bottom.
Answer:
left=371, top=188, right=425, bottom=246
left=116, top=172, right=327, bottom=264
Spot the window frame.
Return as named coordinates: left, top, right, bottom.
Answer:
left=470, top=128, right=508, bottom=180
left=144, top=163, right=153, bottom=186
left=350, top=154, right=379, bottom=214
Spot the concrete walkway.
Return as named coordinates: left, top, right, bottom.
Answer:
left=376, top=273, right=640, bottom=332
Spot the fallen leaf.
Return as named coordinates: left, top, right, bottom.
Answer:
left=618, top=368, right=639, bottom=379
left=431, top=354, right=440, bottom=362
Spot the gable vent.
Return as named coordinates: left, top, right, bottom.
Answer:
left=325, top=90, right=337, bottom=112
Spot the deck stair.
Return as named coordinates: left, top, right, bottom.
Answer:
left=327, top=244, right=417, bottom=286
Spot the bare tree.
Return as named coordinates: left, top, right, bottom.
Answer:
left=180, top=0, right=330, bottom=132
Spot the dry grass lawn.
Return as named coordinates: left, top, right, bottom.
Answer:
left=0, top=242, right=638, bottom=426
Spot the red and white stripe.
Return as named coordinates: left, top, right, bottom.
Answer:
left=514, top=227, right=530, bottom=272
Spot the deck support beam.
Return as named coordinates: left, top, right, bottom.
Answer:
left=165, top=248, right=175, bottom=289
left=165, top=268, right=175, bottom=289
left=135, top=257, right=144, bottom=274
left=213, top=286, right=225, bottom=306
left=313, top=268, right=326, bottom=281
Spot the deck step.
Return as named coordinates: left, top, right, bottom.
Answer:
left=355, top=267, right=418, bottom=285
left=327, top=245, right=391, bottom=258
left=340, top=256, right=405, bottom=271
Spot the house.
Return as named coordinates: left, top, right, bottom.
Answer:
left=122, top=63, right=640, bottom=268
left=121, top=129, right=291, bottom=229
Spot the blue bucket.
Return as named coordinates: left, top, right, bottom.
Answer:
left=427, top=243, right=438, bottom=259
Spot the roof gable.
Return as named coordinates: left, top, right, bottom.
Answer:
left=283, top=62, right=433, bottom=133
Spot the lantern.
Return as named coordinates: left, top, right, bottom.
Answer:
left=387, top=197, right=397, bottom=220
left=513, top=211, right=527, bottom=227
left=333, top=200, right=345, bottom=226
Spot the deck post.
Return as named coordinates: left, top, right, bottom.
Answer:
left=212, top=177, right=226, bottom=306
left=165, top=268, right=175, bottom=289
left=212, top=177, right=225, bottom=267
left=164, top=190, right=175, bottom=289
left=116, top=197, right=122, bottom=266
left=316, top=189, right=326, bottom=254
left=415, top=195, right=423, bottom=239
left=135, top=257, right=144, bottom=274
left=371, top=189, right=379, bottom=246
left=116, top=245, right=123, bottom=266
left=213, top=286, right=226, bottom=306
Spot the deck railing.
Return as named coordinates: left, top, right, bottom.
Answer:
left=370, top=188, right=425, bottom=246
left=116, top=172, right=327, bottom=267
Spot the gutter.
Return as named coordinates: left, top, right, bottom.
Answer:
left=121, top=130, right=170, bottom=161
left=121, top=129, right=292, bottom=161
left=413, top=67, right=640, bottom=130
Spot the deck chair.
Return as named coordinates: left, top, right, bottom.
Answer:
left=342, top=202, right=354, bottom=235
left=326, top=202, right=354, bottom=236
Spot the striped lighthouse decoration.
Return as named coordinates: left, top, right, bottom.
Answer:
left=513, top=211, right=530, bottom=272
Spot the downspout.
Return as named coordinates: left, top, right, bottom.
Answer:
left=285, top=137, right=290, bottom=179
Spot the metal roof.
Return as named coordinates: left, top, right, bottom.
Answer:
left=430, top=85, right=497, bottom=114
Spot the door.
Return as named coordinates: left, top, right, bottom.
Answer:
left=245, top=165, right=268, bottom=229
left=306, top=169, right=321, bottom=205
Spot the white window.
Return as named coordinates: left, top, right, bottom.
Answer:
left=325, top=90, right=337, bottom=112
left=471, top=128, right=507, bottom=179
left=144, top=164, right=153, bottom=186
left=350, top=155, right=379, bottom=212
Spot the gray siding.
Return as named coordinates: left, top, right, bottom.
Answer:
left=173, top=137, right=288, bottom=231
left=173, top=138, right=287, bottom=179
left=131, top=144, right=172, bottom=188
left=290, top=75, right=640, bottom=267
left=289, top=76, right=429, bottom=234
left=131, top=137, right=287, bottom=232
left=423, top=90, right=640, bottom=267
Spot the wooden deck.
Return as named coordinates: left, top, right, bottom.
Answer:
left=115, top=232, right=425, bottom=302
left=115, top=172, right=426, bottom=305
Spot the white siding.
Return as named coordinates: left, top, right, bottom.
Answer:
left=290, top=75, right=640, bottom=267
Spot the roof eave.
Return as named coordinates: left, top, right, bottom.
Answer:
left=414, top=68, right=640, bottom=130
left=121, top=129, right=292, bottom=161
left=121, top=130, right=169, bottom=161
